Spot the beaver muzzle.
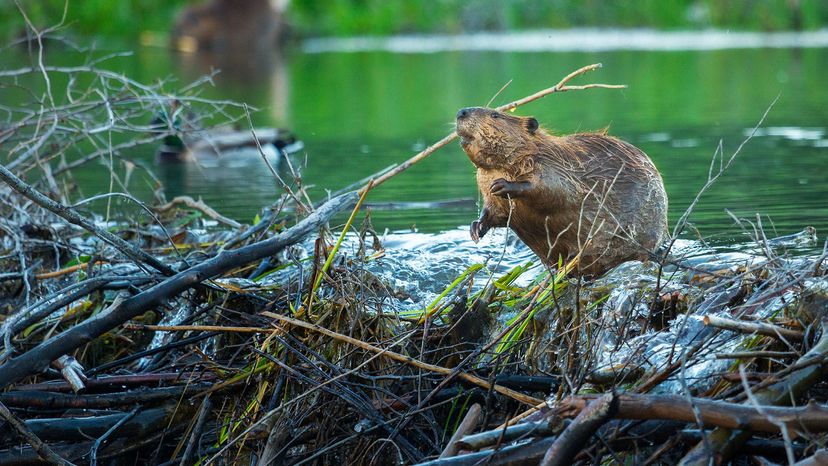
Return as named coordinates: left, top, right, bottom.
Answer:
left=455, top=107, right=476, bottom=145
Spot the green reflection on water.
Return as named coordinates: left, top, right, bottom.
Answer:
left=3, top=44, right=827, bottom=241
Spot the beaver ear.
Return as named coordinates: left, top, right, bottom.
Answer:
left=525, top=117, right=539, bottom=134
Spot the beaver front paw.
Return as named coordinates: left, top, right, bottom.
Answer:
left=490, top=178, right=531, bottom=198
left=470, top=219, right=490, bottom=243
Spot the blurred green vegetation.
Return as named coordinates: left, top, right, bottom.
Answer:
left=1, top=0, right=826, bottom=42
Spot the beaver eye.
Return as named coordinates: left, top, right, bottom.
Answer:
left=490, top=112, right=499, bottom=119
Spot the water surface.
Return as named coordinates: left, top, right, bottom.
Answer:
left=3, top=31, right=827, bottom=243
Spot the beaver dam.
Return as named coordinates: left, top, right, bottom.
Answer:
left=2, top=55, right=828, bottom=466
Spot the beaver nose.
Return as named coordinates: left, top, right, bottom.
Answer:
left=456, top=108, right=471, bottom=120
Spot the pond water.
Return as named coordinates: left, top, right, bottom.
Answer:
left=3, top=30, right=828, bottom=244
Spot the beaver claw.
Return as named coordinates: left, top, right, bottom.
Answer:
left=470, top=220, right=489, bottom=243
left=490, top=178, right=530, bottom=198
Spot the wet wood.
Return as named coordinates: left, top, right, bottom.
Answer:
left=0, top=191, right=358, bottom=390
left=540, top=392, right=618, bottom=466
left=703, top=315, right=805, bottom=341
left=439, top=403, right=482, bottom=458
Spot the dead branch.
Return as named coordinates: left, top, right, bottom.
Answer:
left=363, top=63, right=625, bottom=193
left=703, top=315, right=805, bottom=341
left=0, top=162, right=175, bottom=276
left=0, top=191, right=358, bottom=389
left=0, top=400, right=74, bottom=466
left=678, top=318, right=828, bottom=465
left=439, top=403, right=482, bottom=458
left=555, top=393, right=828, bottom=434
left=540, top=392, right=618, bottom=466
left=152, top=196, right=242, bottom=229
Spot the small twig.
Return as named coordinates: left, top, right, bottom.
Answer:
left=90, top=407, right=140, bottom=466
left=35, top=260, right=106, bottom=279
left=152, top=196, right=242, bottom=229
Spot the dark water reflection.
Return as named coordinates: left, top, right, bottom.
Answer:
left=6, top=39, right=828, bottom=242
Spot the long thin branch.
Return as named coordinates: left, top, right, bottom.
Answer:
left=362, top=63, right=624, bottom=193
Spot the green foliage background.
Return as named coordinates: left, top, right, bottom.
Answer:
left=1, top=0, right=826, bottom=41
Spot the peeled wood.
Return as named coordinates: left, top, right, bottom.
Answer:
left=458, top=420, right=561, bottom=451
left=0, top=191, right=358, bottom=390
left=413, top=436, right=558, bottom=466
left=794, top=448, right=828, bottom=466
left=439, top=403, right=482, bottom=458
left=703, top=315, right=804, bottom=341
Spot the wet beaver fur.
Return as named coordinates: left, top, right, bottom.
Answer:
left=456, top=107, right=668, bottom=276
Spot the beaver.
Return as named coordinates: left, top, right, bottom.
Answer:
left=455, top=107, right=668, bottom=276
left=171, top=0, right=286, bottom=53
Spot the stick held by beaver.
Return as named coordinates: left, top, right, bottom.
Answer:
left=456, top=107, right=668, bottom=276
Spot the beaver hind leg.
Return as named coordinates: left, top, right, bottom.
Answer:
left=470, top=206, right=507, bottom=243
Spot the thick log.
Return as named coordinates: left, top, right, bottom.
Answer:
left=0, top=192, right=358, bottom=390
left=0, top=385, right=209, bottom=409
left=540, top=392, right=618, bottom=466
left=555, top=393, right=828, bottom=434
left=0, top=406, right=171, bottom=443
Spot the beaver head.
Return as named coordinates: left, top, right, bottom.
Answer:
left=456, top=107, right=540, bottom=170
